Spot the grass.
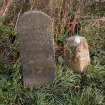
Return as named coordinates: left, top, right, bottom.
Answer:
left=0, top=20, right=105, bottom=105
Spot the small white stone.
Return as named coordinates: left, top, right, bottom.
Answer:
left=74, top=36, right=80, bottom=44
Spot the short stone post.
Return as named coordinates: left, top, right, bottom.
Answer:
left=64, top=36, right=90, bottom=73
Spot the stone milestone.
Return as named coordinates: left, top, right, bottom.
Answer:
left=16, top=11, right=55, bottom=88
left=64, top=36, right=90, bottom=73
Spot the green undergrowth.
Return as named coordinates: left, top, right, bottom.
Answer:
left=0, top=21, right=105, bottom=105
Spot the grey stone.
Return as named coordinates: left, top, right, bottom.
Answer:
left=16, top=11, right=55, bottom=88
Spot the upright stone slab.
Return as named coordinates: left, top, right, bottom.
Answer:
left=16, top=11, right=55, bottom=88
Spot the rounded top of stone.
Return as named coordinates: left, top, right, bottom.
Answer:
left=66, top=35, right=80, bottom=45
left=16, top=10, right=53, bottom=33
left=21, top=10, right=51, bottom=19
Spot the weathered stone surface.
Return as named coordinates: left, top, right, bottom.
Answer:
left=64, top=36, right=90, bottom=73
left=16, top=11, right=55, bottom=88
